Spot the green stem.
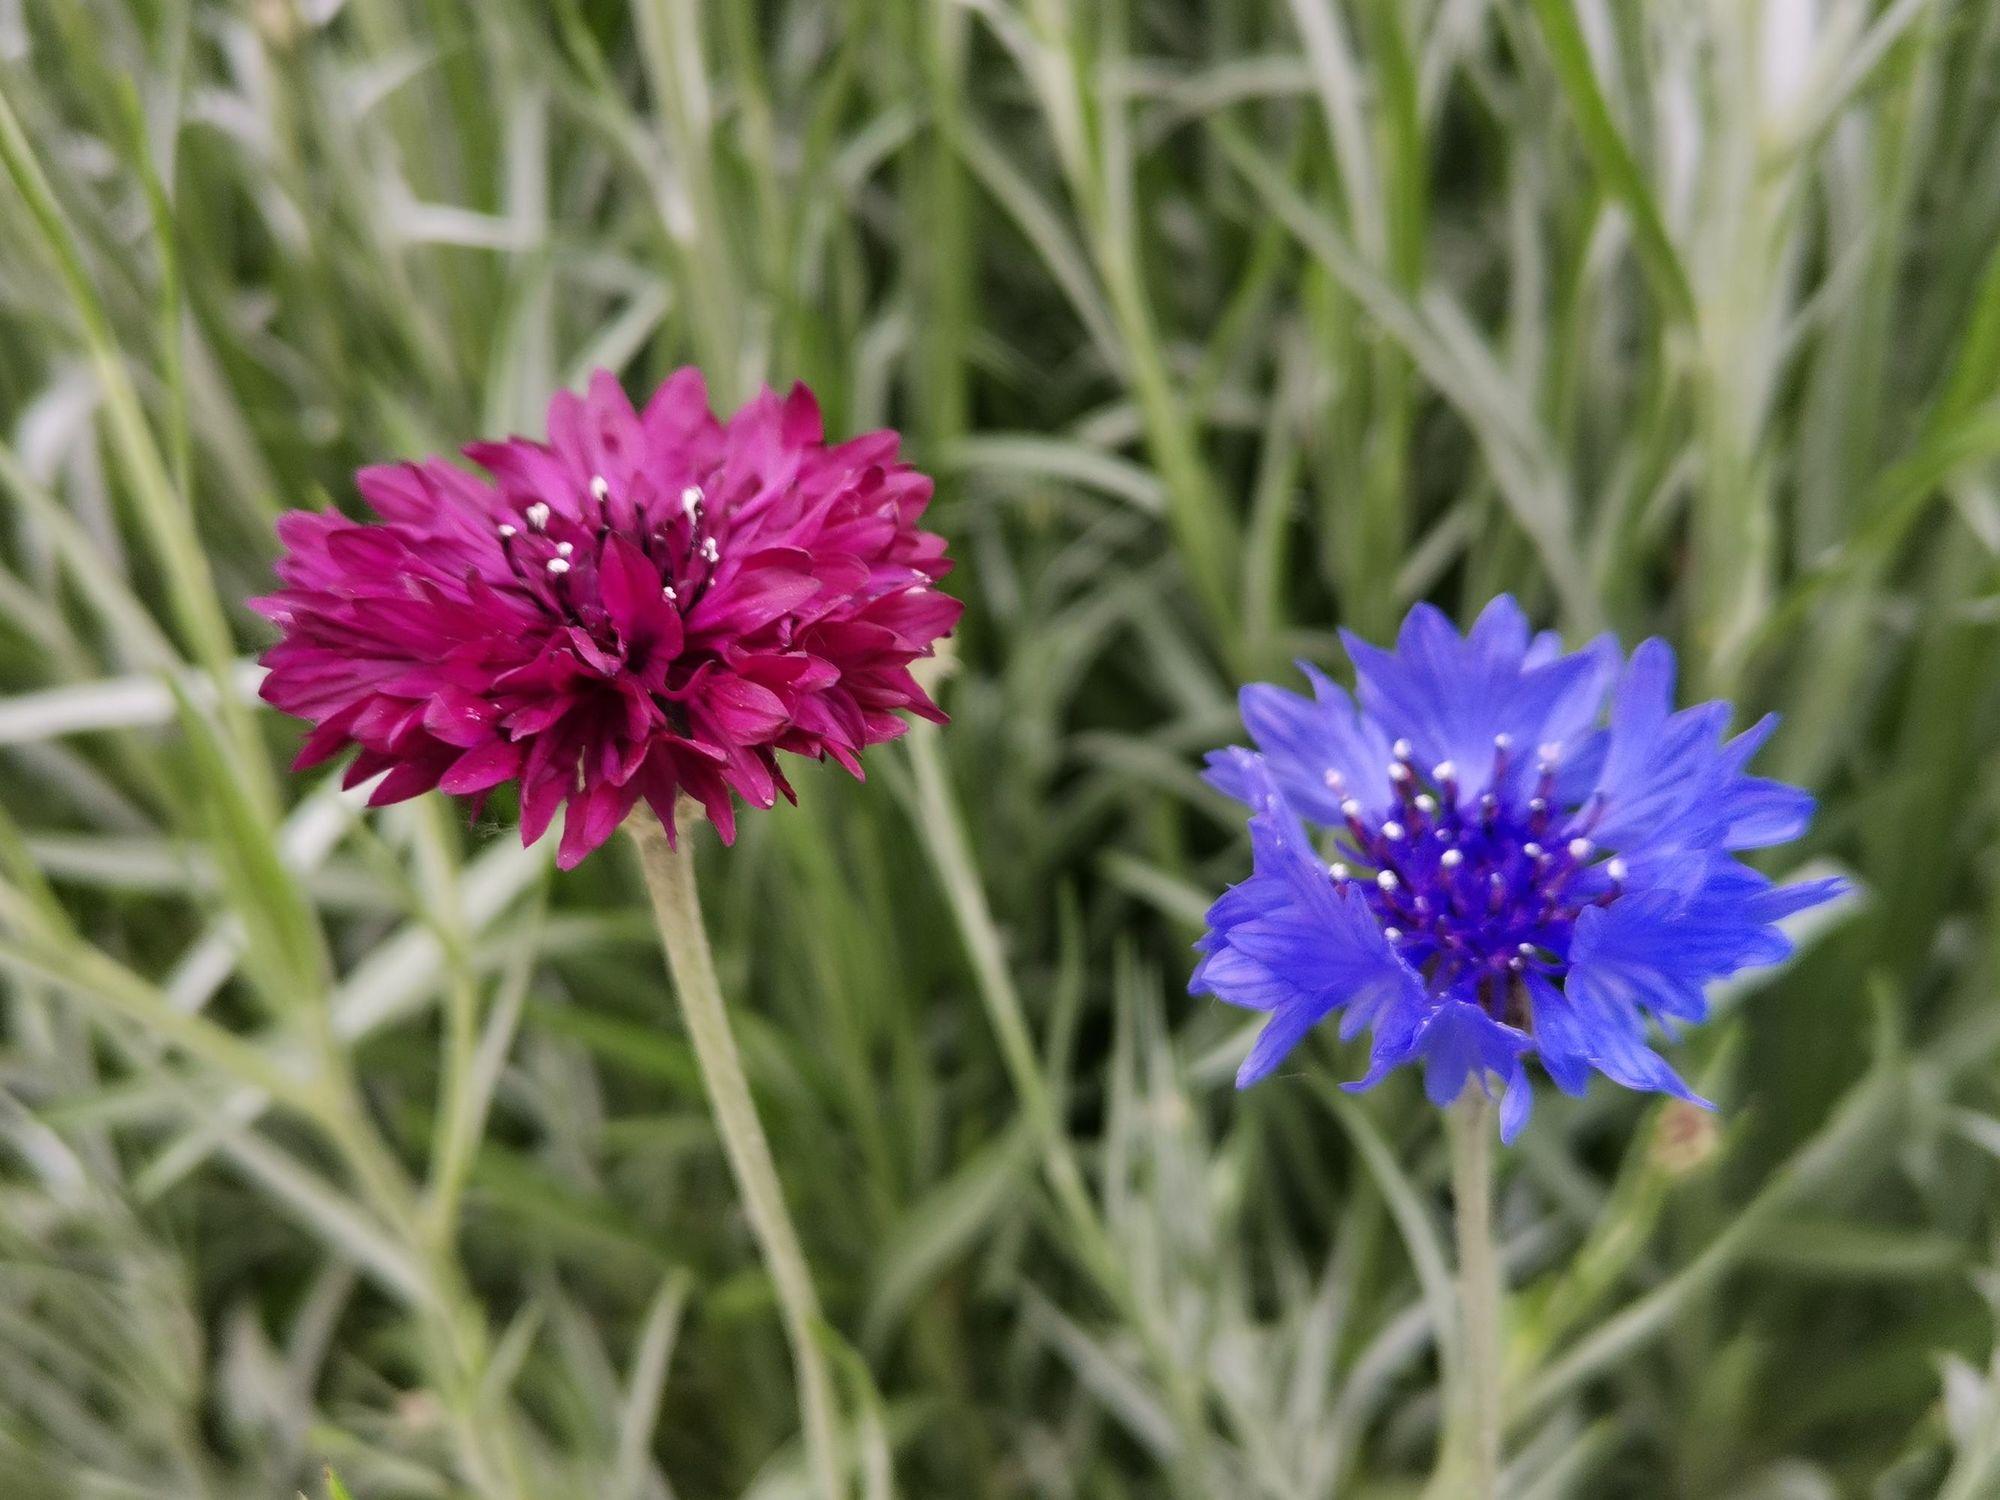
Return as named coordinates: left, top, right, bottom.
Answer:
left=627, top=812, right=844, bottom=1500
left=1448, top=1090, right=1503, bottom=1497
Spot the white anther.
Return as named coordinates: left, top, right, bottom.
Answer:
left=1529, top=797, right=1549, bottom=814
left=545, top=557, right=570, bottom=576
left=1376, top=870, right=1400, bottom=892
left=1567, top=836, right=1592, bottom=860
left=1383, top=926, right=1403, bottom=942
left=699, top=537, right=720, bottom=563
left=1328, top=862, right=1350, bottom=881
left=496, top=522, right=517, bottom=539
left=1493, top=732, right=1513, bottom=751
left=1432, top=760, right=1457, bottom=783
left=1392, top=738, right=1414, bottom=760
left=1381, top=821, right=1406, bottom=842
left=1508, top=956, right=1525, bottom=971
left=661, top=585, right=678, bottom=602
left=589, top=474, right=610, bottom=502
left=1606, top=856, right=1629, bottom=883
left=1441, top=848, right=1464, bottom=869
left=1341, top=798, right=1363, bottom=819
left=1517, top=942, right=1534, bottom=956
left=1388, top=761, right=1414, bottom=783
left=681, top=484, right=704, bottom=516
left=525, top=502, right=551, bottom=531
left=1323, top=768, right=1345, bottom=789
left=1415, top=793, right=1438, bottom=816
left=1537, top=740, right=1562, bottom=766
left=556, top=541, right=574, bottom=557
left=1523, top=841, right=1544, bottom=859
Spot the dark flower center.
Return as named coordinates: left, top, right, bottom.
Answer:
left=1326, top=736, right=1625, bottom=1020
left=491, top=475, right=722, bottom=656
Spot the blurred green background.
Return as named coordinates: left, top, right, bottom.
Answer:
left=1, top=0, right=1998, bottom=1496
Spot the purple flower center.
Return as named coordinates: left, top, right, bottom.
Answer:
left=1325, top=735, right=1627, bottom=1024
left=492, top=476, right=720, bottom=655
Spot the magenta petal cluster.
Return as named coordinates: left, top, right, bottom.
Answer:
left=255, top=369, right=962, bottom=867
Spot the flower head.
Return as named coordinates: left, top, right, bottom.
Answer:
left=255, top=369, right=961, bottom=867
left=1191, top=596, right=1847, bottom=1140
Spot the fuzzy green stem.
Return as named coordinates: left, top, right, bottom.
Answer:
left=627, top=812, right=843, bottom=1500
left=1448, top=1090, right=1503, bottom=1497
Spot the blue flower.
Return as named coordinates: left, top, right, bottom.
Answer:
left=1192, top=597, right=1848, bottom=1141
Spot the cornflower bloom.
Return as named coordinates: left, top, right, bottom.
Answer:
left=1193, top=596, right=1846, bottom=1141
left=256, top=368, right=960, bottom=865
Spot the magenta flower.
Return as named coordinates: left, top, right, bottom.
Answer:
left=255, top=370, right=962, bottom=867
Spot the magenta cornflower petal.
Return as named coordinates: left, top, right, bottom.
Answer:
left=258, top=369, right=960, bottom=859
left=292, top=707, right=363, bottom=771
left=556, top=779, right=640, bottom=870
left=440, top=739, right=523, bottom=796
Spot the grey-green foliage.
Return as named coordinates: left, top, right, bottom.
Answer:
left=0, top=0, right=1996, bottom=1496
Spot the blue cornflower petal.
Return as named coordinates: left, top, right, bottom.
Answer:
left=1342, top=597, right=1623, bottom=804
left=1236, top=998, right=1335, bottom=1087
left=1498, top=1066, right=1534, bottom=1143
left=1525, top=971, right=1707, bottom=1107
left=1222, top=666, right=1397, bottom=821
left=1192, top=596, right=1847, bottom=1138
left=1194, top=751, right=1426, bottom=1087
left=1718, top=775, right=1816, bottom=849
left=1414, top=1001, right=1530, bottom=1109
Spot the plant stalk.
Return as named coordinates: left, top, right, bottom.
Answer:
left=1448, top=1089, right=1502, bottom=1498
left=627, top=811, right=844, bottom=1500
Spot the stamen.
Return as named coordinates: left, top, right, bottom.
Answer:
left=681, top=485, right=704, bottom=518
left=496, top=523, right=517, bottom=539
left=1309, top=715, right=1638, bottom=996
left=661, top=584, right=679, bottom=602
left=525, top=502, right=551, bottom=531
left=589, top=475, right=610, bottom=503
left=545, top=557, right=570, bottom=576
left=556, top=541, right=574, bottom=558
left=699, top=537, right=720, bottom=563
